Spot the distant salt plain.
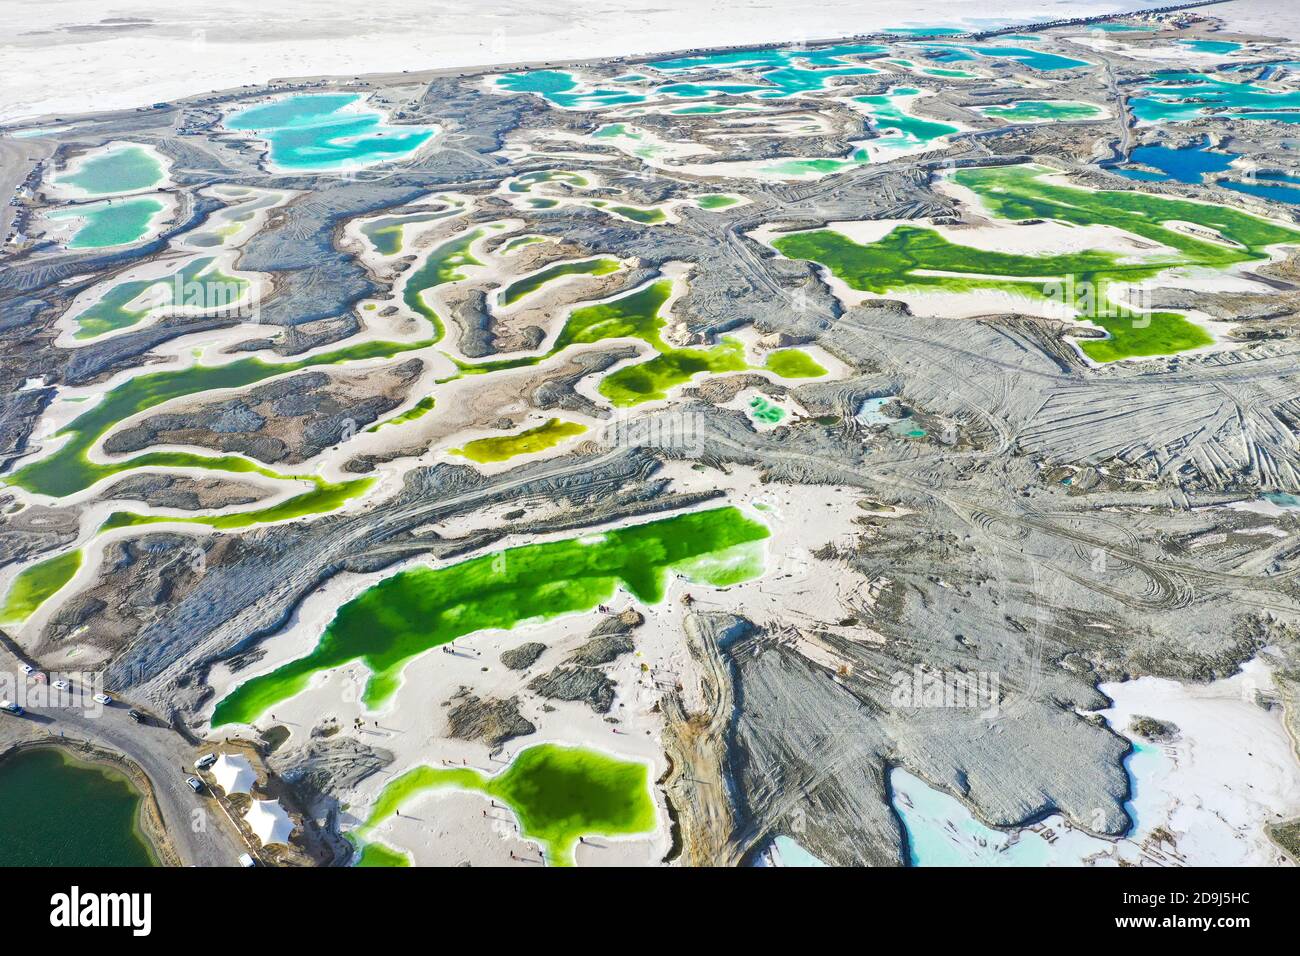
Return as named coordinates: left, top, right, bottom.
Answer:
left=1, top=0, right=1155, bottom=123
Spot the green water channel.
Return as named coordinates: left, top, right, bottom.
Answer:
left=368, top=396, right=435, bottom=432
left=0, top=748, right=157, bottom=866
left=99, top=473, right=373, bottom=532
left=980, top=100, right=1103, bottom=121
left=9, top=226, right=488, bottom=503
left=499, top=257, right=620, bottom=306
left=6, top=337, right=432, bottom=501
left=354, top=743, right=657, bottom=866
left=401, top=229, right=484, bottom=338
left=461, top=279, right=828, bottom=403
left=772, top=163, right=1300, bottom=361
left=360, top=205, right=462, bottom=256
left=211, top=505, right=769, bottom=725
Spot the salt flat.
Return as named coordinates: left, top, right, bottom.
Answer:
left=2, top=0, right=1152, bottom=122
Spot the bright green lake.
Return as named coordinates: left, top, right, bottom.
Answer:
left=211, top=505, right=769, bottom=725
left=357, top=743, right=657, bottom=865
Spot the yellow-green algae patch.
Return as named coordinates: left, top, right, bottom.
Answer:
left=764, top=349, right=827, bottom=378
left=356, top=744, right=657, bottom=865
left=451, top=418, right=587, bottom=462
left=211, top=505, right=769, bottom=725
left=368, top=396, right=435, bottom=432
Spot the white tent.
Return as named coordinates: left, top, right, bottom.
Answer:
left=245, top=799, right=295, bottom=847
left=211, top=753, right=256, bottom=795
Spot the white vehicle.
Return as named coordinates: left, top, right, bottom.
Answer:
left=93, top=693, right=113, bottom=705
left=19, top=663, right=33, bottom=675
left=238, top=853, right=258, bottom=868
left=52, top=680, right=70, bottom=691
left=195, top=753, right=218, bottom=770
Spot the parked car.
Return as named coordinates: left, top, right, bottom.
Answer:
left=93, top=693, right=113, bottom=705
left=19, top=663, right=33, bottom=675
left=0, top=699, right=24, bottom=716
left=186, top=777, right=204, bottom=793
left=238, top=854, right=258, bottom=868
left=127, top=709, right=147, bottom=724
left=195, top=753, right=218, bottom=770
left=52, top=679, right=70, bottom=691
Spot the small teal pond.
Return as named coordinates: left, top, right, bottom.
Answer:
left=47, top=195, right=167, bottom=249
left=224, top=93, right=437, bottom=171
left=769, top=836, right=828, bottom=866
left=1179, top=39, right=1242, bottom=55
left=57, top=144, right=166, bottom=197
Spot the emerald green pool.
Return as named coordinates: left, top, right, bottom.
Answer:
left=589, top=200, right=667, bottom=225
left=357, top=743, right=657, bottom=865
left=211, top=505, right=769, bottom=725
left=772, top=163, right=1300, bottom=361
left=463, top=279, right=829, bottom=403
left=401, top=229, right=484, bottom=338
left=0, top=549, right=83, bottom=625
left=0, top=748, right=157, bottom=867
left=749, top=396, right=786, bottom=424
